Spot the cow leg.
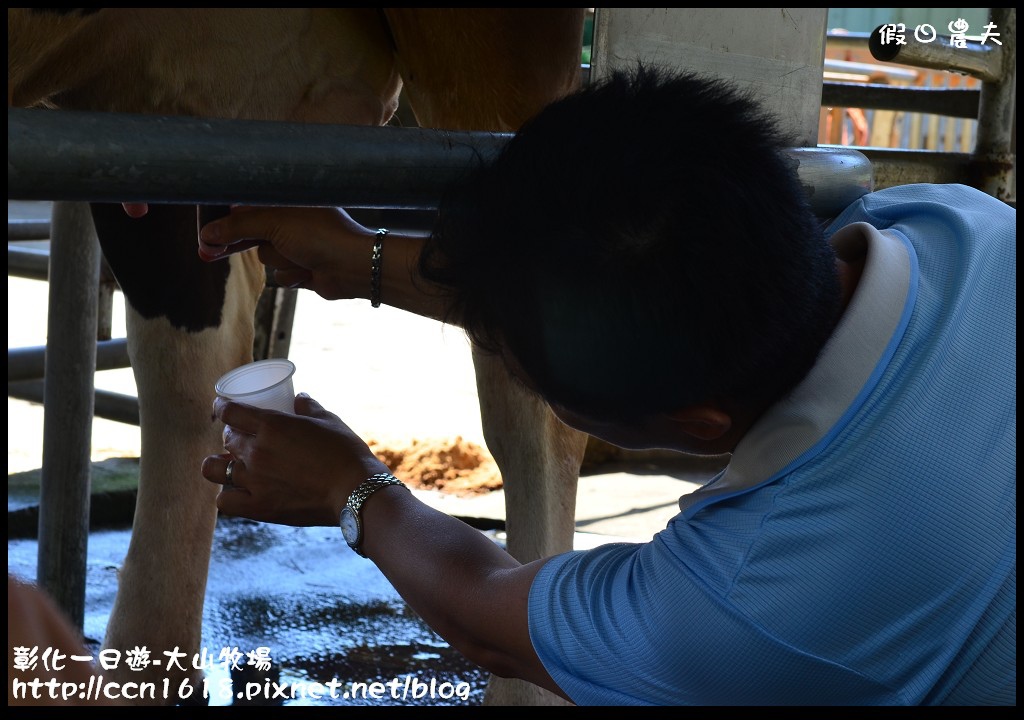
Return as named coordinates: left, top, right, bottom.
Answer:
left=89, top=204, right=265, bottom=704
left=472, top=348, right=588, bottom=561
left=381, top=8, right=587, bottom=704
left=472, top=348, right=587, bottom=706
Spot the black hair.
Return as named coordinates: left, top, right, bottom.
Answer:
left=419, top=63, right=842, bottom=421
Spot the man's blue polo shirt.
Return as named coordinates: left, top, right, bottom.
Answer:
left=528, top=184, right=1016, bottom=705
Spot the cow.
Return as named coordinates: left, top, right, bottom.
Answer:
left=8, top=8, right=588, bottom=705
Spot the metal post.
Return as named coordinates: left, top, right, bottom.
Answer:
left=37, top=201, right=100, bottom=629
left=973, top=8, right=1016, bottom=201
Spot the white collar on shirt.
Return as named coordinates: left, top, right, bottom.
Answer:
left=678, top=223, right=916, bottom=516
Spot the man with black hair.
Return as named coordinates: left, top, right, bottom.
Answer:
left=194, top=65, right=1015, bottom=705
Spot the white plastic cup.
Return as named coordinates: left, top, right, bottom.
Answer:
left=215, top=358, right=297, bottom=413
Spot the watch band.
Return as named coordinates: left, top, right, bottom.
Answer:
left=348, top=472, right=404, bottom=512
left=341, top=472, right=405, bottom=556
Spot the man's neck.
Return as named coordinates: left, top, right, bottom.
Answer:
left=709, top=255, right=867, bottom=455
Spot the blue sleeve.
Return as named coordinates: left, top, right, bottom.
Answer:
left=527, top=533, right=898, bottom=706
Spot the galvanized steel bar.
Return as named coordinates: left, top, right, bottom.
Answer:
left=37, top=201, right=99, bottom=628
left=973, top=8, right=1016, bottom=201
left=7, top=244, right=50, bottom=281
left=786, top=147, right=874, bottom=217
left=821, top=82, right=979, bottom=118
left=868, top=21, right=1004, bottom=83
left=8, top=219, right=51, bottom=241
left=824, top=31, right=871, bottom=52
left=853, top=148, right=975, bottom=189
left=8, top=107, right=509, bottom=210
left=8, top=339, right=131, bottom=383
left=8, top=381, right=140, bottom=426
left=8, top=107, right=874, bottom=220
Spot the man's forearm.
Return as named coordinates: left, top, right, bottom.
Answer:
left=357, top=486, right=565, bottom=698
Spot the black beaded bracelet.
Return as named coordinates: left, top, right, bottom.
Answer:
left=370, top=228, right=388, bottom=308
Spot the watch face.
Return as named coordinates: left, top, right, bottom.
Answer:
left=339, top=506, right=361, bottom=548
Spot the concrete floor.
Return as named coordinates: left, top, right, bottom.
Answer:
left=8, top=465, right=715, bottom=707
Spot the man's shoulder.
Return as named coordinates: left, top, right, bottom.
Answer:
left=862, top=183, right=1013, bottom=213
left=864, top=183, right=1007, bottom=205
left=830, top=183, right=1014, bottom=240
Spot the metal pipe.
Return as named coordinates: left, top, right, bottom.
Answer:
left=786, top=147, right=874, bottom=217
left=825, top=32, right=872, bottom=51
left=8, top=219, right=50, bottom=241
left=824, top=58, right=918, bottom=82
left=868, top=21, right=1004, bottom=83
left=973, top=8, right=1016, bottom=201
left=8, top=107, right=874, bottom=220
left=37, top=201, right=99, bottom=628
left=8, top=381, right=140, bottom=426
left=821, top=82, right=979, bottom=118
left=8, top=339, right=131, bottom=383
left=8, top=244, right=50, bottom=281
left=10, top=237, right=136, bottom=286
left=851, top=147, right=976, bottom=189
left=8, top=107, right=510, bottom=211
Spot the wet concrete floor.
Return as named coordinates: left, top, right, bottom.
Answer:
left=9, top=514, right=496, bottom=706
left=8, top=456, right=720, bottom=706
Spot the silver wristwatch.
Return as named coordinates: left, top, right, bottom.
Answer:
left=339, top=472, right=405, bottom=557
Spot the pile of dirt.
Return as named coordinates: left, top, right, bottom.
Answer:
left=367, top=436, right=503, bottom=497
left=366, top=435, right=727, bottom=498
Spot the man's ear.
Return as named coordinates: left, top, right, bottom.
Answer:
left=662, top=406, right=733, bottom=441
